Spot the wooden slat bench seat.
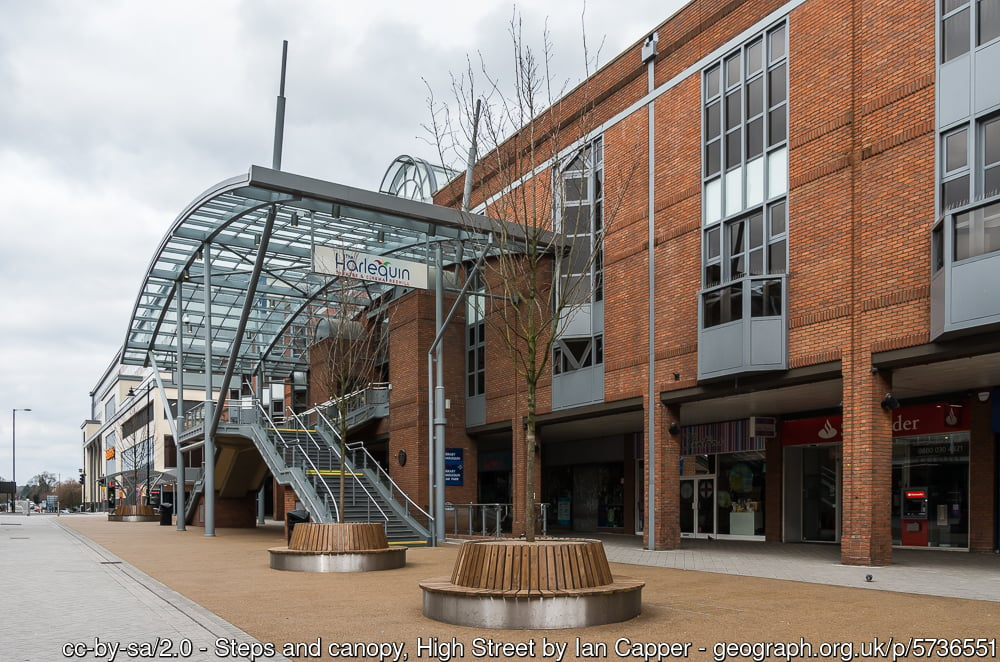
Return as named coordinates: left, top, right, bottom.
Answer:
left=287, top=522, right=389, bottom=552
left=450, top=539, right=614, bottom=592
left=269, top=522, right=406, bottom=573
left=419, top=539, right=644, bottom=628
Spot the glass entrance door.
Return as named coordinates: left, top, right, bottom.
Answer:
left=680, top=477, right=716, bottom=537
left=801, top=445, right=839, bottom=542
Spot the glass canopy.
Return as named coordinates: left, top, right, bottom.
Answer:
left=122, top=165, right=504, bottom=384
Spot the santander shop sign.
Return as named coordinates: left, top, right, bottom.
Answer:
left=781, top=402, right=968, bottom=444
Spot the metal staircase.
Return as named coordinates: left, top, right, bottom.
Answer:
left=289, top=394, right=432, bottom=544
left=179, top=384, right=431, bottom=544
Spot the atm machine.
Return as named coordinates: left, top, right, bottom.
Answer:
left=901, top=487, right=929, bottom=546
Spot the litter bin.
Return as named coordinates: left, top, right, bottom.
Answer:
left=286, top=509, right=310, bottom=543
left=159, top=503, right=173, bottom=526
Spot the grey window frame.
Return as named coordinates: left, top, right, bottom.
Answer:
left=556, top=137, right=604, bottom=305
left=465, top=271, right=486, bottom=397
left=701, top=22, right=789, bottom=330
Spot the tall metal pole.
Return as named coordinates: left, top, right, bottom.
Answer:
left=461, top=99, right=482, bottom=212
left=272, top=40, right=288, bottom=171
left=203, top=245, right=216, bottom=537
left=175, top=281, right=186, bottom=530
left=12, top=408, right=31, bottom=506
left=433, top=244, right=446, bottom=542
left=145, top=385, right=151, bottom=506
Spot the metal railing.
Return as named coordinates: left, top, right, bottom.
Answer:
left=345, top=440, right=432, bottom=531
left=309, top=383, right=391, bottom=431
left=284, top=409, right=388, bottom=524
left=257, top=401, right=340, bottom=522
left=447, top=502, right=549, bottom=538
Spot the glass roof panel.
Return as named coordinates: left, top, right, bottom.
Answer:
left=122, top=165, right=514, bottom=385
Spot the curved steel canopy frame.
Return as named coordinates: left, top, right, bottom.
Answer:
left=123, top=165, right=507, bottom=383
left=379, top=154, right=459, bottom=203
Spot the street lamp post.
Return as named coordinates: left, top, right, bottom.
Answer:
left=12, top=408, right=31, bottom=509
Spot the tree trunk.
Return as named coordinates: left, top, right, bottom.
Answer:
left=524, top=386, right=537, bottom=541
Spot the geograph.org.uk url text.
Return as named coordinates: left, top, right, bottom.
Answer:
left=709, top=637, right=997, bottom=662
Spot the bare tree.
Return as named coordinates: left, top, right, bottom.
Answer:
left=426, top=10, right=639, bottom=540
left=312, top=290, right=390, bottom=522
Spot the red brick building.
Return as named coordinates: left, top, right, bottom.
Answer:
left=401, top=0, right=999, bottom=565
left=93, top=0, right=999, bottom=567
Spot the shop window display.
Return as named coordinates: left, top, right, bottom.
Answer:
left=716, top=451, right=766, bottom=536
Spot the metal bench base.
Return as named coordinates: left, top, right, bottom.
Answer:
left=268, top=547, right=406, bottom=573
left=421, top=585, right=642, bottom=629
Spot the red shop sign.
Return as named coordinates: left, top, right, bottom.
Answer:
left=781, top=401, right=968, bottom=444
left=890, top=402, right=968, bottom=436
left=781, top=415, right=843, bottom=445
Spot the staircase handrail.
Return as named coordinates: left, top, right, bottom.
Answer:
left=285, top=408, right=388, bottom=523
left=258, top=401, right=339, bottom=522
left=344, top=440, right=433, bottom=526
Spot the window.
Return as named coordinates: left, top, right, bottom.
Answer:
left=553, top=335, right=603, bottom=375
left=985, top=116, right=1000, bottom=198
left=943, top=0, right=971, bottom=62
left=941, top=128, right=970, bottom=210
left=557, top=138, right=604, bottom=305
left=954, top=200, right=1000, bottom=260
left=979, top=0, right=1000, bottom=45
left=703, top=24, right=787, bottom=226
left=702, top=23, right=788, bottom=330
left=941, top=115, right=1000, bottom=212
left=942, top=0, right=1000, bottom=63
left=466, top=271, right=486, bottom=397
left=702, top=204, right=786, bottom=327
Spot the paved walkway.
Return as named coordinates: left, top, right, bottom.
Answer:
left=3, top=512, right=998, bottom=661
left=0, top=512, right=290, bottom=662
left=593, top=533, right=1000, bottom=603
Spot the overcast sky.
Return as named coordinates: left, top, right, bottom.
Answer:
left=0, top=0, right=686, bottom=492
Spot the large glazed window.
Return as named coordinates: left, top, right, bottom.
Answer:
left=557, top=138, right=604, bottom=305
left=702, top=23, right=788, bottom=329
left=465, top=270, right=486, bottom=397
left=553, top=137, right=605, bottom=378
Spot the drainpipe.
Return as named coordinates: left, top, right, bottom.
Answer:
left=643, top=32, right=659, bottom=550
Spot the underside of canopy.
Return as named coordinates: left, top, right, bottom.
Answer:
left=123, top=165, right=507, bottom=384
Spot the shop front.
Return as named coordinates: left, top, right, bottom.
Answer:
left=782, top=416, right=842, bottom=543
left=541, top=435, right=636, bottom=533
left=680, top=420, right=768, bottom=539
left=782, top=402, right=973, bottom=549
left=890, top=402, right=970, bottom=549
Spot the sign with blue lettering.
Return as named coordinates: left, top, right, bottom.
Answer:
left=445, top=448, right=463, bottom=486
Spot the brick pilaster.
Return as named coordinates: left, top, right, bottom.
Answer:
left=841, top=354, right=893, bottom=566
left=645, top=402, right=680, bottom=550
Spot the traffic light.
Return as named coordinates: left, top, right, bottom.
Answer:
left=79, top=474, right=85, bottom=485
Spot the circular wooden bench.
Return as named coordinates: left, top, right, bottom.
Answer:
left=107, top=504, right=159, bottom=522
left=420, top=539, right=643, bottom=628
left=269, top=522, right=406, bottom=572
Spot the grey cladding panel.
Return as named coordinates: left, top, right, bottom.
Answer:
left=975, top=41, right=1000, bottom=114
left=939, top=56, right=972, bottom=127
left=749, top=318, right=785, bottom=367
left=699, top=323, right=744, bottom=377
left=950, top=253, right=1000, bottom=327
